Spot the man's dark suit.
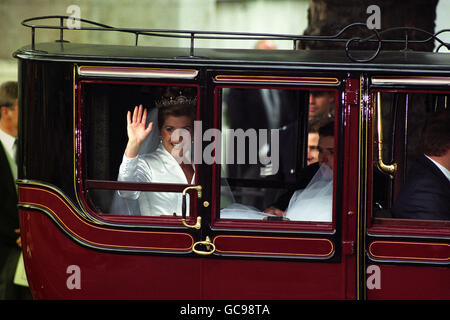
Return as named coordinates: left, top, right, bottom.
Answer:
left=224, top=88, right=301, bottom=208
left=392, top=155, right=450, bottom=220
left=225, top=88, right=298, bottom=133
left=0, top=142, right=19, bottom=270
left=0, top=141, right=31, bottom=299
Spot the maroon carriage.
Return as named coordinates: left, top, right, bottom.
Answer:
left=13, top=16, right=449, bottom=299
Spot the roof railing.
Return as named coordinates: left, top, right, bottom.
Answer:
left=21, top=15, right=450, bottom=62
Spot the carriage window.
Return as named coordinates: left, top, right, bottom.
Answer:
left=81, top=82, right=198, bottom=217
left=218, top=87, right=337, bottom=223
left=372, top=91, right=450, bottom=223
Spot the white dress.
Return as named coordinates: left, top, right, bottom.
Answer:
left=117, top=142, right=195, bottom=216
left=285, top=164, right=333, bottom=222
left=220, top=164, right=333, bottom=222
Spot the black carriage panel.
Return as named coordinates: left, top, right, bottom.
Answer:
left=18, top=60, right=76, bottom=199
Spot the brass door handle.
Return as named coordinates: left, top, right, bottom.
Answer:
left=181, top=185, right=202, bottom=229
left=376, top=92, right=397, bottom=178
left=182, top=185, right=202, bottom=198
left=182, top=216, right=201, bottom=229
left=192, top=236, right=215, bottom=255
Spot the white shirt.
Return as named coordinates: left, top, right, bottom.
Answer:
left=0, top=128, right=16, bottom=161
left=117, top=143, right=195, bottom=216
left=0, top=128, right=17, bottom=181
left=426, top=155, right=450, bottom=182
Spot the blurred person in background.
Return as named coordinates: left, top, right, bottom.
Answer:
left=0, top=81, right=32, bottom=299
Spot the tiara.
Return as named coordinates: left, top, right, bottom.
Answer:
left=155, top=95, right=197, bottom=109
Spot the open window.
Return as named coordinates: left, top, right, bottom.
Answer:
left=78, top=81, right=200, bottom=222
left=370, top=90, right=450, bottom=226
left=212, top=85, right=338, bottom=228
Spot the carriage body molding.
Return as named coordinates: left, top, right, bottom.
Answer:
left=13, top=17, right=450, bottom=299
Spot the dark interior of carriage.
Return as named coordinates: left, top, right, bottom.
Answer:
left=372, top=91, right=450, bottom=223
left=82, top=83, right=199, bottom=214
left=219, top=87, right=310, bottom=211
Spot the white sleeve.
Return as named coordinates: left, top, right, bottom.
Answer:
left=117, top=153, right=152, bottom=199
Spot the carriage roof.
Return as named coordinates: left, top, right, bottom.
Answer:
left=14, top=15, right=450, bottom=74
left=14, top=41, right=450, bottom=75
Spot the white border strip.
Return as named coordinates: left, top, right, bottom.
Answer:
left=78, top=66, right=198, bottom=79
left=372, top=76, right=450, bottom=86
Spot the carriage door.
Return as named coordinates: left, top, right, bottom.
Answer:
left=366, top=76, right=450, bottom=299
left=77, top=66, right=205, bottom=299
left=194, top=72, right=359, bottom=299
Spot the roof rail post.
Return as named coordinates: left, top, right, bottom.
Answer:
left=404, top=30, right=409, bottom=51
left=59, top=17, right=64, bottom=43
left=190, top=32, right=194, bottom=57
left=31, top=27, right=35, bottom=50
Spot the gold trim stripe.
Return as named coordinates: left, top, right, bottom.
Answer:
left=19, top=185, right=194, bottom=252
left=368, top=241, right=450, bottom=262
left=215, top=75, right=339, bottom=84
left=213, top=235, right=334, bottom=258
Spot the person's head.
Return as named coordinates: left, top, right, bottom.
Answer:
left=0, top=81, right=19, bottom=137
left=307, top=131, right=319, bottom=166
left=255, top=40, right=277, bottom=50
left=306, top=118, right=327, bottom=165
left=157, top=95, right=196, bottom=156
left=421, top=111, right=450, bottom=168
left=309, top=91, right=335, bottom=120
left=317, top=120, right=335, bottom=170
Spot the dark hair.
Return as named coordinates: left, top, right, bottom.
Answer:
left=318, top=119, right=334, bottom=138
left=421, top=112, right=450, bottom=157
left=0, top=81, right=18, bottom=108
left=310, top=90, right=334, bottom=97
left=309, top=117, right=330, bottom=134
left=156, top=95, right=196, bottom=131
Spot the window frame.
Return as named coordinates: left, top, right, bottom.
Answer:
left=210, top=82, right=342, bottom=233
left=367, top=87, right=450, bottom=238
left=76, top=78, right=202, bottom=226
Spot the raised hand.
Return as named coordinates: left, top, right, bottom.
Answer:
left=263, top=206, right=285, bottom=216
left=125, top=104, right=153, bottom=158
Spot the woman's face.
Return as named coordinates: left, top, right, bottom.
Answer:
left=160, top=115, right=193, bottom=157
